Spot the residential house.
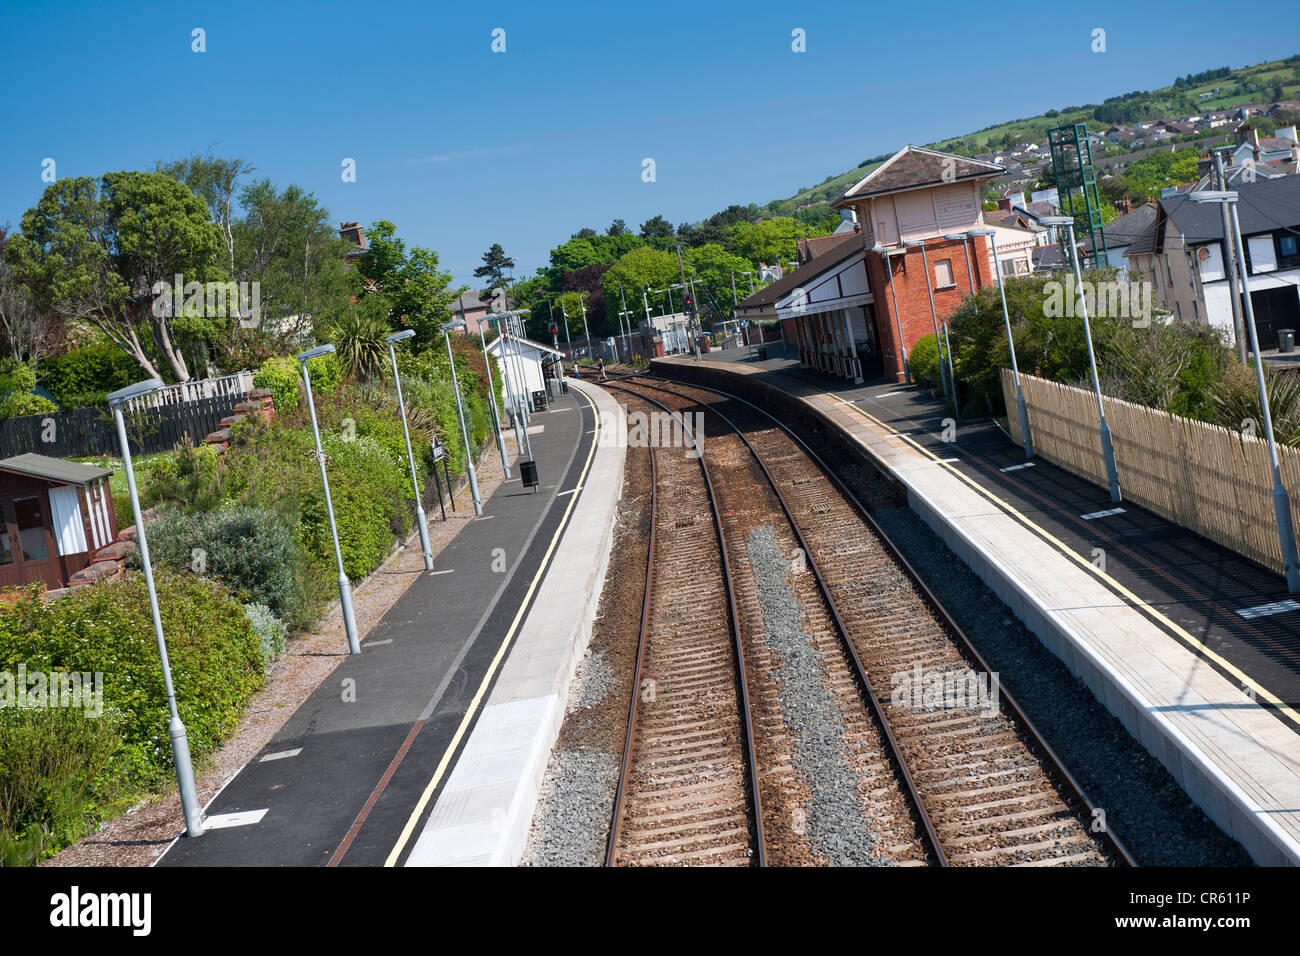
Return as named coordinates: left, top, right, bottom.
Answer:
left=1082, top=200, right=1159, bottom=277
left=1124, top=175, right=1300, bottom=348
left=449, top=289, right=492, bottom=336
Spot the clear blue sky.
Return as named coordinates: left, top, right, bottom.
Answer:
left=2, top=0, right=1297, bottom=287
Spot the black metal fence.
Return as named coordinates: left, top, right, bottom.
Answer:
left=0, top=394, right=244, bottom=459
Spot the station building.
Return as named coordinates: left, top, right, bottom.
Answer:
left=738, top=146, right=1036, bottom=383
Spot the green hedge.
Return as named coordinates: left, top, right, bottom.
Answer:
left=139, top=505, right=311, bottom=628
left=38, top=341, right=140, bottom=408
left=0, top=706, right=124, bottom=866
left=908, top=334, right=942, bottom=389
left=252, top=354, right=343, bottom=413
left=0, top=572, right=264, bottom=791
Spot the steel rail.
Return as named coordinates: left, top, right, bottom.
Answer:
left=603, top=384, right=767, bottom=866
left=616, top=377, right=948, bottom=865
left=629, top=373, right=1137, bottom=868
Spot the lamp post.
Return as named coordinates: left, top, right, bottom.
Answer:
left=872, top=244, right=910, bottom=385
left=108, top=378, right=204, bottom=837
left=967, top=227, right=1032, bottom=458
left=296, top=344, right=362, bottom=653
left=439, top=320, right=483, bottom=515
left=478, top=324, right=511, bottom=479
left=385, top=330, right=433, bottom=571
left=903, top=238, right=951, bottom=397
left=491, top=319, right=526, bottom=458
left=1188, top=190, right=1300, bottom=591
left=1041, top=215, right=1121, bottom=502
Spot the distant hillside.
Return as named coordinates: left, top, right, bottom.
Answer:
left=763, top=54, right=1300, bottom=216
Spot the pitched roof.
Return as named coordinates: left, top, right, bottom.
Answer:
left=833, top=146, right=1003, bottom=207
left=1084, top=202, right=1158, bottom=252
left=0, top=454, right=111, bottom=485
left=736, top=233, right=863, bottom=309
left=485, top=334, right=564, bottom=357
left=449, top=290, right=488, bottom=313
left=1162, top=174, right=1300, bottom=244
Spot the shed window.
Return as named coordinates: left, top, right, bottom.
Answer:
left=0, top=515, right=11, bottom=566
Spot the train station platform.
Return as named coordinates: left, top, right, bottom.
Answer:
left=653, top=350, right=1300, bottom=866
left=157, top=377, right=623, bottom=867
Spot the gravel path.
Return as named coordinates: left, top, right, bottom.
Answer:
left=871, top=505, right=1253, bottom=866
left=746, top=524, right=889, bottom=866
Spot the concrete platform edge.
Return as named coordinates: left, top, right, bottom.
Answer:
left=653, top=356, right=1299, bottom=866
left=405, top=378, right=626, bottom=866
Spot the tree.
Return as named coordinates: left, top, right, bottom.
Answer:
left=639, top=215, right=675, bottom=239
left=6, top=172, right=221, bottom=381
left=156, top=151, right=254, bottom=277
left=572, top=227, right=597, bottom=239
left=0, top=224, right=57, bottom=363
left=473, top=242, right=516, bottom=292
left=357, top=221, right=457, bottom=347
left=232, top=178, right=355, bottom=352
left=686, top=244, right=754, bottom=319
left=728, top=217, right=801, bottom=268
left=607, top=219, right=629, bottom=236
left=601, top=247, right=680, bottom=321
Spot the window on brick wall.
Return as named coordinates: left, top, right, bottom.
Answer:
left=934, top=258, right=955, bottom=289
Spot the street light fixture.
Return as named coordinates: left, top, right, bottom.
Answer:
left=439, top=319, right=483, bottom=515
left=903, top=238, right=952, bottom=398
left=968, top=227, right=1032, bottom=458
left=872, top=244, right=910, bottom=384
left=385, top=330, right=433, bottom=572
left=477, top=323, right=511, bottom=480
left=1041, top=215, right=1121, bottom=502
left=1187, top=190, right=1300, bottom=591
left=108, top=378, right=204, bottom=838
left=297, top=344, right=362, bottom=653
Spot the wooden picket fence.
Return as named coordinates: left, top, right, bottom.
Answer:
left=1000, top=368, right=1300, bottom=576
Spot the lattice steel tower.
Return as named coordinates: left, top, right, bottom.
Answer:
left=1048, top=123, right=1107, bottom=266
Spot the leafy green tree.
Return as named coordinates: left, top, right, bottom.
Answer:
left=232, top=179, right=355, bottom=352
left=6, top=172, right=221, bottom=381
left=607, top=219, right=629, bottom=236
left=728, top=217, right=801, bottom=268
left=601, top=247, right=680, bottom=322
left=639, top=215, right=675, bottom=239
left=686, top=244, right=753, bottom=319
left=156, top=152, right=254, bottom=277
left=356, top=221, right=457, bottom=347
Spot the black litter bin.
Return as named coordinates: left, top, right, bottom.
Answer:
left=519, top=459, right=539, bottom=493
left=531, top=389, right=547, bottom=412
left=755, top=345, right=767, bottom=361
left=1281, top=330, right=1295, bottom=354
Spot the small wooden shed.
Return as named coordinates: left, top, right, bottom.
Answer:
left=0, top=454, right=117, bottom=591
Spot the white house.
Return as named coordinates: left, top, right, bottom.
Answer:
left=485, top=335, right=564, bottom=404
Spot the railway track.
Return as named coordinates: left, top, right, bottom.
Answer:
left=609, top=374, right=1135, bottom=867
left=604, top=391, right=764, bottom=866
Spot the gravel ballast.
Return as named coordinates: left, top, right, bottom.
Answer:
left=871, top=504, right=1252, bottom=866
left=746, top=524, right=890, bottom=866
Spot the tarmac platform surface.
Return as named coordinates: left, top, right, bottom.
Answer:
left=657, top=346, right=1300, bottom=865
left=159, top=381, right=602, bottom=867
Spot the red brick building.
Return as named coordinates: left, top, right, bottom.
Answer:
left=738, top=146, right=1036, bottom=383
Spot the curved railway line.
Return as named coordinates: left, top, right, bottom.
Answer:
left=602, top=373, right=1136, bottom=867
